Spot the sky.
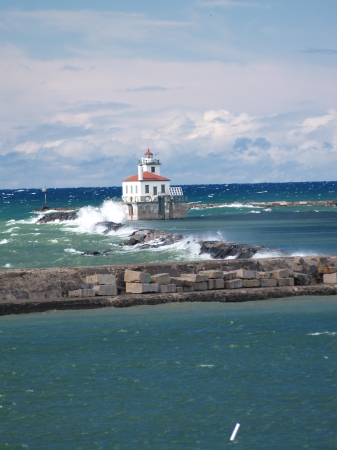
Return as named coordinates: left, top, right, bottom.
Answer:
left=0, top=0, right=337, bottom=188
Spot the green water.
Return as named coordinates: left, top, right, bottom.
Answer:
left=1, top=297, right=336, bottom=449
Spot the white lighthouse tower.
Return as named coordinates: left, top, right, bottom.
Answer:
left=122, top=148, right=187, bottom=220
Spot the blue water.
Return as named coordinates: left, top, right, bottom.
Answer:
left=1, top=181, right=337, bottom=268
left=1, top=297, right=336, bottom=449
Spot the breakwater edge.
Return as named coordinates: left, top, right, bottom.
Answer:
left=1, top=255, right=337, bottom=316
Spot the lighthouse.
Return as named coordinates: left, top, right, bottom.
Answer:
left=122, top=148, right=187, bottom=220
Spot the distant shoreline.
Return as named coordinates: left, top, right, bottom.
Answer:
left=187, top=200, right=337, bottom=210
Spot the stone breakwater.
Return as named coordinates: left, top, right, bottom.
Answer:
left=187, top=200, right=337, bottom=209
left=1, top=255, right=337, bottom=316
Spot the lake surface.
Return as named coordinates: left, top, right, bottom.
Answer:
left=1, top=181, right=337, bottom=269
left=1, top=296, right=336, bottom=449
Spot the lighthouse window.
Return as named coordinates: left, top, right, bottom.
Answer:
left=135, top=185, right=138, bottom=194
left=131, top=186, right=133, bottom=194
left=153, top=186, right=158, bottom=195
left=161, top=185, right=165, bottom=193
left=151, top=167, right=155, bottom=173
left=145, top=185, right=149, bottom=194
left=125, top=186, right=128, bottom=194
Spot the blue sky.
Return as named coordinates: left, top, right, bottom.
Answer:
left=0, top=0, right=337, bottom=188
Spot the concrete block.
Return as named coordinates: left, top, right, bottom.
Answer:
left=277, top=278, right=294, bottom=287
left=151, top=273, right=170, bottom=285
left=94, top=284, right=117, bottom=296
left=242, top=279, right=261, bottom=288
left=323, top=273, right=337, bottom=284
left=68, top=289, right=82, bottom=297
left=223, top=271, right=237, bottom=281
left=170, top=277, right=195, bottom=287
left=124, top=270, right=151, bottom=283
left=199, top=270, right=223, bottom=279
left=183, top=285, right=195, bottom=292
left=86, top=274, right=116, bottom=285
left=236, top=269, right=258, bottom=279
left=258, top=271, right=269, bottom=279
left=148, top=284, right=159, bottom=293
left=167, top=284, right=176, bottom=293
left=225, top=279, right=242, bottom=289
left=194, top=282, right=208, bottom=291
left=208, top=279, right=225, bottom=290
left=269, top=269, right=288, bottom=279
left=126, top=283, right=158, bottom=294
left=260, top=279, right=277, bottom=287
left=318, top=267, right=337, bottom=275
left=176, top=286, right=183, bottom=293
left=81, top=289, right=95, bottom=297
left=159, top=285, right=168, bottom=293
left=180, top=273, right=209, bottom=282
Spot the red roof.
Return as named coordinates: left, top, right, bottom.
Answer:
left=145, top=149, right=153, bottom=156
left=123, top=171, right=170, bottom=182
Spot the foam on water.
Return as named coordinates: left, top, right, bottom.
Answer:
left=0, top=239, right=8, bottom=244
left=63, top=200, right=127, bottom=234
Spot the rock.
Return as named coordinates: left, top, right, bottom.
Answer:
left=208, top=279, right=224, bottom=290
left=242, top=279, right=261, bottom=288
left=260, top=279, right=277, bottom=287
left=95, top=221, right=123, bottom=234
left=37, top=211, right=78, bottom=223
left=124, top=270, right=151, bottom=283
left=225, top=279, right=243, bottom=289
left=236, top=269, right=258, bottom=279
left=123, top=229, right=185, bottom=249
left=199, top=241, right=288, bottom=259
left=82, top=251, right=101, bottom=256
left=292, top=272, right=312, bottom=285
left=150, top=273, right=170, bottom=285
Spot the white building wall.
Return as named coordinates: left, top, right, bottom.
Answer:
left=122, top=179, right=170, bottom=202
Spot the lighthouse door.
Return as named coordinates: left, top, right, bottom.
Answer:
left=158, top=196, right=165, bottom=217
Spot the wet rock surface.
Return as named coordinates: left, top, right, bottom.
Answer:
left=123, top=230, right=286, bottom=259
left=199, top=241, right=288, bottom=259
left=95, top=221, right=124, bottom=234
left=123, top=229, right=184, bottom=249
left=37, top=211, right=78, bottom=223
